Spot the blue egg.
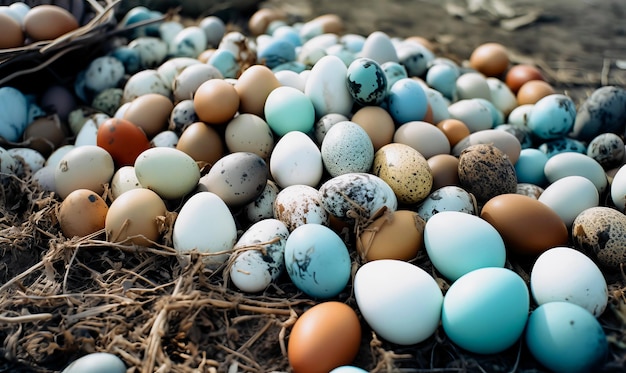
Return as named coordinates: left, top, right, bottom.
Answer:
left=118, top=7, right=162, bottom=37
left=284, top=224, right=351, bottom=299
left=272, top=25, right=302, bottom=47
left=265, top=86, right=315, bottom=136
left=272, top=61, right=307, bottom=73
left=110, top=46, right=141, bottom=74
left=346, top=57, right=387, bottom=106
left=426, top=63, right=459, bottom=100
left=258, top=39, right=296, bottom=69
left=381, top=61, right=407, bottom=92
left=526, top=302, right=608, bottom=373
left=538, top=138, right=587, bottom=158
left=386, top=78, right=428, bottom=124
left=340, top=34, right=366, bottom=54
left=208, top=49, right=239, bottom=79
left=515, top=148, right=549, bottom=186
left=475, top=98, right=504, bottom=127
left=397, top=42, right=434, bottom=77
left=527, top=94, right=577, bottom=140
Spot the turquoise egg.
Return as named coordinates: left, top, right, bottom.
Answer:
left=538, top=137, right=587, bottom=158
left=284, top=224, right=351, bottom=299
left=110, top=47, right=141, bottom=74
left=515, top=148, right=549, bottom=186
left=118, top=7, right=162, bottom=38
left=426, top=62, right=459, bottom=100
left=386, top=78, right=428, bottom=124
left=381, top=61, right=407, bottom=92
left=442, top=267, right=529, bottom=354
left=346, top=57, right=387, bottom=106
left=208, top=49, right=239, bottom=79
left=527, top=94, right=577, bottom=140
left=272, top=25, right=302, bottom=47
left=526, top=302, right=608, bottom=373
left=272, top=61, right=307, bottom=73
left=264, top=86, right=315, bottom=136
left=258, top=39, right=296, bottom=69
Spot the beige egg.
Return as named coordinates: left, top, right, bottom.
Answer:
left=105, top=188, right=167, bottom=246
left=372, top=143, right=433, bottom=205
left=458, top=144, right=517, bottom=202
left=224, top=113, right=274, bottom=159
left=572, top=207, right=626, bottom=270
left=58, top=189, right=108, bottom=238
left=393, top=121, right=450, bottom=159
left=351, top=106, right=395, bottom=151
left=54, top=145, right=115, bottom=200
left=123, top=93, right=174, bottom=137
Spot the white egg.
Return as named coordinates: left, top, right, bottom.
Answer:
left=447, top=99, right=493, bottom=133
left=270, top=131, right=323, bottom=188
left=128, top=36, right=169, bottom=69
left=304, top=55, right=353, bottom=117
left=242, top=180, right=279, bottom=224
left=544, top=152, right=608, bottom=194
left=54, top=145, right=115, bottom=200
left=273, top=184, right=329, bottom=231
left=111, top=166, right=142, bottom=200
left=416, top=186, right=477, bottom=221
left=538, top=176, right=599, bottom=227
left=610, top=164, right=626, bottom=213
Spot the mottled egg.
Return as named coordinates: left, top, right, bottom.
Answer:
left=494, top=123, right=533, bottom=149
left=538, top=137, right=587, bottom=158
left=372, top=143, right=433, bottom=204
left=356, top=210, right=425, bottom=262
left=571, top=85, right=626, bottom=141
left=170, top=26, right=207, bottom=58
left=169, top=99, right=198, bottom=135
left=321, top=121, right=374, bottom=177
left=197, top=152, right=268, bottom=207
left=527, top=94, right=576, bottom=140
left=516, top=183, right=544, bottom=199
left=346, top=57, right=387, bottom=105
left=274, top=184, right=329, bottom=231
left=587, top=133, right=625, bottom=169
left=458, top=144, right=517, bottom=202
left=314, top=113, right=350, bottom=145
left=242, top=180, right=279, bottom=224
left=381, top=61, right=408, bottom=91
left=111, top=166, right=142, bottom=200
left=122, top=69, right=171, bottom=103
left=416, top=186, right=476, bottom=221
left=128, top=36, right=168, bottom=69
left=572, top=207, right=626, bottom=270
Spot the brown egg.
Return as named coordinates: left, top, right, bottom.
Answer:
left=105, top=188, right=167, bottom=246
left=0, top=13, right=24, bottom=48
left=427, top=154, right=460, bottom=190
left=58, top=189, right=108, bottom=238
left=481, top=193, right=569, bottom=256
left=517, top=80, right=555, bottom=105
left=234, top=65, right=281, bottom=117
left=350, top=106, right=395, bottom=151
left=24, top=5, right=79, bottom=41
left=194, top=79, right=240, bottom=125
left=572, top=207, right=626, bottom=270
left=123, top=93, right=174, bottom=138
left=288, top=301, right=361, bottom=373
left=176, top=122, right=224, bottom=165
left=469, top=43, right=510, bottom=77
left=436, top=119, right=470, bottom=147
left=357, top=210, right=425, bottom=262
left=458, top=144, right=517, bottom=202
left=505, top=64, right=545, bottom=94
left=307, top=14, right=343, bottom=35
left=248, top=8, right=286, bottom=36
left=23, top=114, right=67, bottom=158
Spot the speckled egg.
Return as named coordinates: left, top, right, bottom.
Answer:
left=538, top=138, right=587, bottom=158
left=314, top=113, right=350, bottom=144
left=571, top=86, right=626, bottom=141
left=321, top=121, right=374, bottom=177
left=274, top=184, right=329, bottom=231
left=319, top=173, right=397, bottom=222
left=527, top=94, right=577, bottom=140
left=517, top=183, right=544, bottom=199
left=458, top=144, right=517, bottom=202
left=494, top=124, right=533, bottom=149
left=572, top=207, right=626, bottom=270
left=372, top=143, right=433, bottom=205
left=197, top=152, right=268, bottom=207
left=586, top=133, right=625, bottom=169
left=416, top=185, right=477, bottom=221
left=346, top=57, right=387, bottom=106
left=169, top=99, right=198, bottom=135
left=242, top=180, right=279, bottom=224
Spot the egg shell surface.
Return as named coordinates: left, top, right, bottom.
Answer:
left=54, top=145, right=115, bottom=200
left=572, top=206, right=626, bottom=269
left=273, top=184, right=329, bottom=231
left=105, top=188, right=166, bottom=247
left=537, top=175, right=599, bottom=227
left=270, top=131, right=323, bottom=188
left=321, top=121, right=374, bottom=177
left=356, top=210, right=425, bottom=262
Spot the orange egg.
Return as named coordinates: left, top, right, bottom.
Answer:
left=97, top=118, right=151, bottom=167
left=123, top=93, right=174, bottom=137
left=194, top=79, right=240, bottom=125
left=288, top=301, right=361, bottom=373
left=24, top=5, right=79, bottom=41
left=58, top=189, right=108, bottom=238
left=427, top=154, right=460, bottom=190
left=469, top=42, right=510, bottom=77
left=176, top=122, right=224, bottom=165
left=357, top=210, right=425, bottom=262
left=0, top=13, right=24, bottom=48
left=436, top=119, right=470, bottom=147
left=505, top=64, right=545, bottom=94
left=350, top=106, right=395, bottom=151
left=516, top=80, right=555, bottom=105
left=234, top=65, right=281, bottom=117
left=480, top=193, right=568, bottom=256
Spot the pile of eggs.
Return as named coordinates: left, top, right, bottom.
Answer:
left=1, top=3, right=626, bottom=372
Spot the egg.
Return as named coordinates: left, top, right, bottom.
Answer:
left=544, top=152, right=607, bottom=194
left=457, top=144, right=517, bottom=202
left=571, top=85, right=626, bottom=141
left=386, top=78, right=428, bottom=124
left=516, top=183, right=544, bottom=199
left=486, top=77, right=518, bottom=115
left=356, top=210, right=425, bottom=262
left=173, top=192, right=237, bottom=264
left=505, top=64, right=545, bottom=94
left=54, top=145, right=115, bottom=200
left=455, top=72, right=491, bottom=101
left=426, top=154, right=460, bottom=189
left=0, top=87, right=29, bottom=142
left=134, top=147, right=200, bottom=200
left=416, top=185, right=476, bottom=221
left=442, top=267, right=529, bottom=354
left=156, top=57, right=201, bottom=90
left=22, top=114, right=67, bottom=158
left=516, top=80, right=555, bottom=105
left=58, top=189, right=108, bottom=238
left=299, top=14, right=343, bottom=41
left=349, top=106, right=394, bottom=151
left=111, top=166, right=142, bottom=200
left=393, top=121, right=450, bottom=159
left=96, top=118, right=151, bottom=167
left=234, top=65, right=281, bottom=117
left=265, top=86, right=316, bottom=136
left=105, top=188, right=166, bottom=246
left=527, top=94, right=576, bottom=140
left=248, top=8, right=286, bottom=36
left=538, top=176, right=599, bottom=227
left=8, top=147, right=45, bottom=176
left=372, top=143, right=432, bottom=204
left=452, top=129, right=521, bottom=165
left=128, top=37, right=168, bottom=69
left=198, top=152, right=268, bottom=207
left=61, top=352, right=126, bottom=373
left=354, top=259, right=443, bottom=345
left=321, top=121, right=374, bottom=177
left=242, top=180, right=279, bottom=224
left=84, top=56, right=125, bottom=94
left=572, top=206, right=626, bottom=270
left=538, top=137, right=587, bottom=158
left=288, top=302, right=361, bottom=373
left=514, top=148, right=549, bottom=186
left=447, top=99, right=493, bottom=133
left=285, top=224, right=351, bottom=298
left=172, top=64, right=223, bottom=104
left=151, top=130, right=178, bottom=148
left=273, top=184, right=329, bottom=231
left=525, top=302, right=608, bottom=373
left=175, top=122, right=224, bottom=165
left=270, top=131, right=323, bottom=188
left=122, top=70, right=171, bottom=103
left=586, top=133, right=625, bottom=169
left=426, top=62, right=459, bottom=100
left=314, top=113, right=350, bottom=145
left=228, top=219, right=288, bottom=293
left=480, top=193, right=569, bottom=255
left=435, top=119, right=470, bottom=148
left=169, top=99, right=198, bottom=135
left=193, top=79, right=239, bottom=125
left=0, top=12, right=23, bottom=48
left=24, top=5, right=78, bottom=41
left=346, top=57, right=387, bottom=105
left=469, top=42, right=510, bottom=77
left=530, top=247, right=608, bottom=317
left=170, top=26, right=207, bottom=58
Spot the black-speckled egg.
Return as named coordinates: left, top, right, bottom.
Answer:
left=571, top=85, right=626, bottom=141
left=572, top=207, right=626, bottom=270
left=586, top=133, right=625, bottom=169
left=346, top=57, right=388, bottom=106
left=198, top=152, right=268, bottom=207
left=458, top=144, right=517, bottom=202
